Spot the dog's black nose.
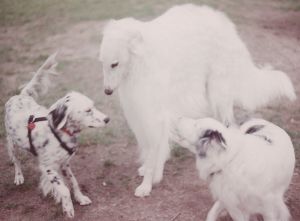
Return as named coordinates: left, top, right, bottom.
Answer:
left=104, top=88, right=113, bottom=95
left=104, top=117, right=110, bottom=124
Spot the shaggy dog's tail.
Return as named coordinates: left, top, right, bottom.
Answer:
left=20, top=52, right=58, bottom=99
left=237, top=66, right=296, bottom=110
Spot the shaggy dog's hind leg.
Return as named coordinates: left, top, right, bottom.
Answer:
left=263, top=198, right=290, bottom=221
left=40, top=166, right=74, bottom=218
left=61, top=163, right=92, bottom=206
left=6, top=136, right=24, bottom=185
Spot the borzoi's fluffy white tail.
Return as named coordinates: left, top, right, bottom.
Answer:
left=20, top=52, right=58, bottom=99
left=237, top=66, right=296, bottom=110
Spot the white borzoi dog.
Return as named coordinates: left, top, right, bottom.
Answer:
left=4, top=53, right=110, bottom=218
left=99, top=4, right=296, bottom=197
left=172, top=117, right=295, bottom=221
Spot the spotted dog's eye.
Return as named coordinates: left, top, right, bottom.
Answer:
left=85, top=109, right=92, bottom=113
left=111, top=62, right=119, bottom=69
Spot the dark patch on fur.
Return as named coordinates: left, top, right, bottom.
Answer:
left=202, top=130, right=226, bottom=145
left=49, top=104, right=67, bottom=128
left=245, top=125, right=265, bottom=134
left=42, top=139, right=49, bottom=147
left=62, top=169, right=67, bottom=177
left=198, top=152, right=206, bottom=158
left=50, top=176, right=60, bottom=185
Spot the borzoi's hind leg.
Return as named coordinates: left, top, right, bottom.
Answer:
left=61, top=163, right=91, bottom=206
left=153, top=122, right=170, bottom=184
left=6, top=136, right=24, bottom=185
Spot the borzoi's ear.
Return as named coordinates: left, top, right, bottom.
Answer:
left=196, top=129, right=227, bottom=158
left=128, top=29, right=143, bottom=55
left=49, top=98, right=70, bottom=130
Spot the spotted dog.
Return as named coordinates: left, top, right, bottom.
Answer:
left=4, top=53, right=110, bottom=218
left=173, top=117, right=295, bottom=221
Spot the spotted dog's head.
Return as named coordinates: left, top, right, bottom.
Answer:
left=173, top=117, right=227, bottom=158
left=195, top=128, right=227, bottom=159
left=49, top=91, right=109, bottom=130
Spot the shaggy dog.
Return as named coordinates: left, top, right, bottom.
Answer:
left=173, top=117, right=295, bottom=221
left=99, top=4, right=296, bottom=197
left=5, top=53, right=110, bottom=218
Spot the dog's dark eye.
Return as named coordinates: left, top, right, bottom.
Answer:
left=111, top=62, right=119, bottom=69
left=85, top=109, right=92, bottom=113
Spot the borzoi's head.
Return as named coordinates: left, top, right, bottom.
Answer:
left=49, top=91, right=109, bottom=130
left=99, top=19, right=142, bottom=95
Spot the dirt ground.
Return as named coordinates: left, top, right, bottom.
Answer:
left=0, top=0, right=300, bottom=220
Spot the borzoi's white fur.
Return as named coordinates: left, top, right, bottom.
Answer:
left=99, top=4, right=296, bottom=197
left=173, top=117, right=295, bottom=221
left=5, top=53, right=109, bottom=218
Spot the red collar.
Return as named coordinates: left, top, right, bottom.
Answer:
left=61, top=127, right=80, bottom=136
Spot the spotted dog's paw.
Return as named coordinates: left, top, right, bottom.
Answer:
left=62, top=199, right=74, bottom=218
left=14, top=173, right=24, bottom=185
left=76, top=194, right=92, bottom=206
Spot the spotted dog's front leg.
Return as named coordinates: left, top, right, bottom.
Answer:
left=61, top=164, right=92, bottom=206
left=40, top=166, right=74, bottom=218
left=6, top=136, right=24, bottom=185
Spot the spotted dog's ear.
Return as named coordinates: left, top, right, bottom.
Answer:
left=49, top=98, right=70, bottom=130
left=196, top=129, right=226, bottom=158
left=202, top=130, right=226, bottom=146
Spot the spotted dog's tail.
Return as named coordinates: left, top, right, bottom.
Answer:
left=20, top=52, right=58, bottom=99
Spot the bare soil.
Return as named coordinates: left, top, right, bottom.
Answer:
left=0, top=1, right=299, bottom=221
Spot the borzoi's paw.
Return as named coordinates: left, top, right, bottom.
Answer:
left=14, top=173, right=24, bottom=185
left=62, top=199, right=74, bottom=218
left=76, top=194, right=92, bottom=206
left=138, top=166, right=145, bottom=177
left=134, top=183, right=152, bottom=197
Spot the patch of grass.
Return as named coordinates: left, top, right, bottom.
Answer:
left=277, top=0, right=300, bottom=11
left=103, top=159, right=115, bottom=168
left=119, top=175, right=131, bottom=189
left=0, top=0, right=269, bottom=27
left=171, top=144, right=189, bottom=161
left=31, top=54, right=51, bottom=65
left=48, top=205, right=64, bottom=220
left=0, top=45, right=14, bottom=63
left=4, top=202, right=19, bottom=210
left=79, top=127, right=118, bottom=146
left=22, top=205, right=36, bottom=214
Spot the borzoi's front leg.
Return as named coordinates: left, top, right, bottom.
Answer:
left=61, top=163, right=92, bottom=205
left=40, top=166, right=74, bottom=218
left=134, top=120, right=167, bottom=197
left=134, top=147, right=157, bottom=197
